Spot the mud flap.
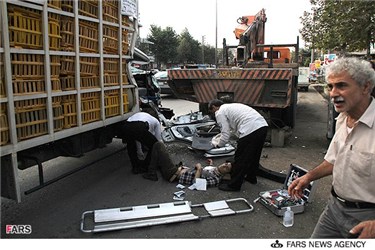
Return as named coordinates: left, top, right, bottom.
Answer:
left=257, top=164, right=286, bottom=184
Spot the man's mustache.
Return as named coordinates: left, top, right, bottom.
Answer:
left=332, top=96, right=345, bottom=103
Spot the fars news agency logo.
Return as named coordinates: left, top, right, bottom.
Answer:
left=5, top=225, right=32, bottom=235
left=271, top=240, right=284, bottom=248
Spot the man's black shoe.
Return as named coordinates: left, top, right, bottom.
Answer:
left=138, top=167, right=148, bottom=174
left=142, top=172, right=158, bottom=181
left=132, top=166, right=147, bottom=174
left=245, top=176, right=257, bottom=184
left=218, top=183, right=240, bottom=192
left=132, top=167, right=140, bottom=174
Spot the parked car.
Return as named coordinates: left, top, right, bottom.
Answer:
left=309, top=70, right=318, bottom=83
left=298, top=67, right=310, bottom=92
left=154, top=71, right=174, bottom=96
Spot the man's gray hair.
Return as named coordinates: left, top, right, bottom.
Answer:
left=325, top=57, right=375, bottom=91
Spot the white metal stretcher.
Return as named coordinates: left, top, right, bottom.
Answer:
left=80, top=198, right=253, bottom=233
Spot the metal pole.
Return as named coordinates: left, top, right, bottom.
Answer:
left=215, top=0, right=218, bottom=66
left=202, top=36, right=205, bottom=64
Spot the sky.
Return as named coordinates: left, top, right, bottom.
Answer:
left=137, top=0, right=312, bottom=48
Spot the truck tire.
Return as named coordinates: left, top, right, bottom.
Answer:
left=283, top=85, right=298, bottom=128
left=283, top=100, right=296, bottom=128
left=257, top=164, right=286, bottom=184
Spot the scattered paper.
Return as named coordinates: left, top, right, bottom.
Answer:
left=173, top=190, right=185, bottom=200
left=173, top=196, right=185, bottom=201
left=174, top=190, right=185, bottom=197
left=189, top=178, right=207, bottom=191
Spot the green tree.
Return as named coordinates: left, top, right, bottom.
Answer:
left=203, top=45, right=217, bottom=65
left=300, top=0, right=375, bottom=57
left=147, top=25, right=179, bottom=69
left=177, top=28, right=201, bottom=64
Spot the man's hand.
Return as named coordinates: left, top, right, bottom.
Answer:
left=288, top=175, right=311, bottom=199
left=194, top=163, right=203, bottom=180
left=195, top=163, right=203, bottom=170
left=350, top=220, right=375, bottom=238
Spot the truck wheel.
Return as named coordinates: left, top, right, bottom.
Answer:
left=284, top=102, right=296, bottom=128
left=283, top=87, right=297, bottom=128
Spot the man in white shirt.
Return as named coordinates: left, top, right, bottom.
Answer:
left=288, top=57, right=375, bottom=238
left=119, top=112, right=162, bottom=174
left=208, top=100, right=268, bottom=191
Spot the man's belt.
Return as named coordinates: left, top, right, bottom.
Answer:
left=125, top=121, right=149, bottom=129
left=331, top=187, right=375, bottom=209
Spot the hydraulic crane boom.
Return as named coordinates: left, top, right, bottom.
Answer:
left=234, top=9, right=267, bottom=65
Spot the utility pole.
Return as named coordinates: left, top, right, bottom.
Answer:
left=202, top=36, right=205, bottom=64
left=215, top=0, right=218, bottom=66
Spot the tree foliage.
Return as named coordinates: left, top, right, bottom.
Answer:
left=203, top=45, right=217, bottom=65
left=300, top=0, right=375, bottom=56
left=147, top=25, right=179, bottom=68
left=177, top=28, right=201, bottom=63
left=145, top=26, right=219, bottom=68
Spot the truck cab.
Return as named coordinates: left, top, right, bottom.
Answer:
left=264, top=47, right=291, bottom=64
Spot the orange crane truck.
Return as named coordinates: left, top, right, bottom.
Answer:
left=168, top=9, right=299, bottom=129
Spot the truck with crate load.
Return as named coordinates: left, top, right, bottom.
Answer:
left=0, top=0, right=145, bottom=202
left=167, top=9, right=299, bottom=129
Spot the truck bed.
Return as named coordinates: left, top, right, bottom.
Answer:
left=168, top=67, right=297, bottom=108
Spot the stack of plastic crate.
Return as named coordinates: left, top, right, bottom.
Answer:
left=103, top=24, right=119, bottom=54
left=80, top=57, right=99, bottom=88
left=14, top=98, right=48, bottom=141
left=47, top=0, right=62, bottom=10
left=8, top=6, right=45, bottom=96
left=0, top=16, right=6, bottom=145
left=104, top=58, right=119, bottom=87
left=0, top=104, right=9, bottom=146
left=81, top=92, right=101, bottom=124
left=8, top=4, right=63, bottom=140
left=105, top=89, right=120, bottom=118
left=62, top=95, right=77, bottom=129
left=53, top=97, right=64, bottom=132
left=79, top=0, right=98, bottom=19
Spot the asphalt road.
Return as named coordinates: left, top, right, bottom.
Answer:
left=1, top=86, right=332, bottom=241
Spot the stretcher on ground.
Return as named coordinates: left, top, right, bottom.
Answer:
left=81, top=198, right=253, bottom=233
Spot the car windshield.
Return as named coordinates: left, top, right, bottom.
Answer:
left=130, top=66, right=146, bottom=74
left=154, top=71, right=167, bottom=78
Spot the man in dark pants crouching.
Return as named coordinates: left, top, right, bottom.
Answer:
left=208, top=99, right=268, bottom=191
left=118, top=112, right=162, bottom=174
